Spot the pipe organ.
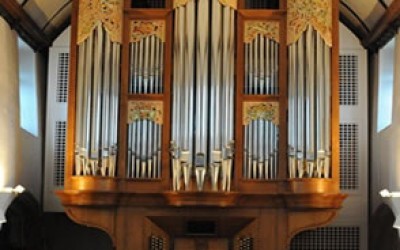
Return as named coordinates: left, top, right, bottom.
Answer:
left=58, top=1, right=346, bottom=249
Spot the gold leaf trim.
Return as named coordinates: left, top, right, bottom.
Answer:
left=77, top=0, right=123, bottom=44
left=243, top=102, right=279, bottom=126
left=173, top=0, right=189, bottom=8
left=287, top=0, right=332, bottom=47
left=128, top=101, right=164, bottom=125
left=244, top=21, right=280, bottom=44
left=130, top=20, right=166, bottom=43
left=219, top=0, right=237, bottom=9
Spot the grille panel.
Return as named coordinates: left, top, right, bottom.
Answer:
left=132, top=0, right=165, bottom=8
left=149, top=235, right=165, bottom=250
left=245, top=0, right=279, bottom=9
left=239, top=237, right=254, bottom=250
left=290, top=227, right=360, bottom=250
left=56, top=53, right=69, bottom=103
left=340, top=123, right=359, bottom=190
left=54, top=121, right=66, bottom=187
left=340, top=55, right=359, bottom=106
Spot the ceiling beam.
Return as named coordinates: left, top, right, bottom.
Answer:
left=363, top=0, right=400, bottom=51
left=0, top=0, right=51, bottom=51
left=339, top=13, right=368, bottom=42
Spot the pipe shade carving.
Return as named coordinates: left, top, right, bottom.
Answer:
left=244, top=21, right=280, bottom=44
left=243, top=102, right=279, bottom=126
left=130, top=20, right=166, bottom=43
left=77, top=0, right=123, bottom=44
left=287, top=0, right=332, bottom=47
left=127, top=101, right=163, bottom=125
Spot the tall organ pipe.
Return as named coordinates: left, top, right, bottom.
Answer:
left=171, top=0, right=236, bottom=190
left=288, top=25, right=331, bottom=179
left=243, top=33, right=280, bottom=180
left=128, top=34, right=165, bottom=179
left=75, top=25, right=120, bottom=177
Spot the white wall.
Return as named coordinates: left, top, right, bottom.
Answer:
left=334, top=23, right=369, bottom=249
left=371, top=34, right=400, bottom=213
left=0, top=16, right=46, bottom=202
left=0, top=17, right=20, bottom=189
left=17, top=40, right=46, bottom=201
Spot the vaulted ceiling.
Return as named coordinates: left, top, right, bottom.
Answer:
left=0, top=0, right=398, bottom=51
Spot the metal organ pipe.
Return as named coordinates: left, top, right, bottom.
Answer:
left=288, top=25, right=332, bottom=179
left=171, top=0, right=235, bottom=191
left=74, top=24, right=120, bottom=177
left=128, top=33, right=165, bottom=179
left=243, top=31, right=280, bottom=180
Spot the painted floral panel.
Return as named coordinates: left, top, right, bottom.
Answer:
left=243, top=102, right=279, bottom=125
left=78, top=0, right=123, bottom=44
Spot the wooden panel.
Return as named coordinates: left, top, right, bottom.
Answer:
left=175, top=238, right=228, bottom=250
left=118, top=9, right=172, bottom=189
left=62, top=205, right=343, bottom=250
left=65, top=0, right=79, bottom=189
left=331, top=0, right=340, bottom=188
left=235, top=10, right=287, bottom=191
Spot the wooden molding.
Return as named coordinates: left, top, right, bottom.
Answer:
left=0, top=0, right=51, bottom=51
left=362, top=0, right=400, bottom=50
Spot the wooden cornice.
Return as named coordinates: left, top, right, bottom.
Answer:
left=363, top=0, right=400, bottom=51
left=0, top=0, right=51, bottom=51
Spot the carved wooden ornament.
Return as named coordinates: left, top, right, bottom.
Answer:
left=128, top=101, right=164, bottom=125
left=244, top=21, right=280, bottom=44
left=77, top=0, right=123, bottom=44
left=287, top=0, right=332, bottom=46
left=130, top=20, right=166, bottom=43
left=243, top=102, right=279, bottom=126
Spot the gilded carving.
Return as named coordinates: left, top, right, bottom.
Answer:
left=173, top=0, right=190, bottom=8
left=287, top=0, right=332, bottom=46
left=243, top=102, right=279, bottom=126
left=219, top=0, right=237, bottom=9
left=244, top=21, right=280, bottom=44
left=77, top=0, right=123, bottom=44
left=130, top=20, right=166, bottom=43
left=128, top=101, right=164, bottom=125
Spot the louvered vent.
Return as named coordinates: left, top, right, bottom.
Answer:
left=149, top=235, right=164, bottom=250
left=132, top=0, right=165, bottom=8
left=56, top=53, right=69, bottom=103
left=340, top=123, right=359, bottom=190
left=290, top=227, right=360, bottom=250
left=54, top=121, right=66, bottom=187
left=239, top=237, right=254, bottom=250
left=245, top=0, right=279, bottom=9
left=339, top=55, right=358, bottom=106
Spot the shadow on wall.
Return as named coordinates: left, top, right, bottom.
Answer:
left=370, top=203, right=400, bottom=250
left=0, top=192, right=113, bottom=250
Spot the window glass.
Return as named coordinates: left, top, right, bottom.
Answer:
left=377, top=37, right=395, bottom=132
left=18, top=38, right=39, bottom=136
